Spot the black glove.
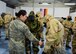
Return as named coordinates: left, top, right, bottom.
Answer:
left=42, top=52, right=47, bottom=54
left=43, top=22, right=47, bottom=28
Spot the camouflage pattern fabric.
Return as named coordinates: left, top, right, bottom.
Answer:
left=72, top=21, right=76, bottom=54
left=8, top=18, right=39, bottom=54
left=36, top=12, right=44, bottom=26
left=62, top=20, right=73, bottom=46
left=25, top=11, right=43, bottom=54
left=26, top=20, right=42, bottom=54
left=44, top=15, right=64, bottom=54
left=4, top=14, right=12, bottom=39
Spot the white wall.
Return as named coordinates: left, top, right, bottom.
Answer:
left=6, top=7, right=14, bottom=16
left=14, top=2, right=70, bottom=17
left=15, top=7, right=21, bottom=13
left=0, top=1, right=70, bottom=18
left=21, top=7, right=53, bottom=16
left=20, top=7, right=70, bottom=17
left=21, top=7, right=33, bottom=16
left=0, top=1, right=6, bottom=15
left=14, top=7, right=21, bottom=16
left=54, top=7, right=70, bottom=17
left=70, top=12, right=76, bottom=22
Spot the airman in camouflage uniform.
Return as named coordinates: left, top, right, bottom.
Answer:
left=26, top=11, right=43, bottom=54
left=43, top=15, right=64, bottom=54
left=59, top=17, right=66, bottom=24
left=1, top=13, right=6, bottom=28
left=9, top=10, right=43, bottom=54
left=9, top=18, right=40, bottom=54
left=1, top=13, right=6, bottom=20
left=4, top=13, right=12, bottom=40
left=0, top=16, right=4, bottom=38
left=62, top=16, right=73, bottom=48
left=72, top=19, right=76, bottom=54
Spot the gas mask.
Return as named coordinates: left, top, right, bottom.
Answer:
left=28, top=15, right=35, bottom=21
left=67, top=17, right=72, bottom=21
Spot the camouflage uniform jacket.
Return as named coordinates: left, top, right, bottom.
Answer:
left=8, top=18, right=39, bottom=54
left=26, top=19, right=43, bottom=39
left=62, top=20, right=73, bottom=34
left=44, top=18, right=64, bottom=53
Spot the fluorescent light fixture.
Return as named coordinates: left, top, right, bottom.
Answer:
left=39, top=2, right=51, bottom=5
left=64, top=3, right=76, bottom=5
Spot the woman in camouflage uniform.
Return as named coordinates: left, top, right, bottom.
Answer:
left=9, top=10, right=43, bottom=54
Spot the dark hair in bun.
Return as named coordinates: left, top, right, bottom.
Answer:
left=15, top=12, right=18, bottom=17
left=15, top=10, right=27, bottom=17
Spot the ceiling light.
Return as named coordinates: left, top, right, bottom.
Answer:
left=64, top=3, right=76, bottom=5
left=39, top=2, right=51, bottom=5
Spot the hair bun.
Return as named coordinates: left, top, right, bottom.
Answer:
left=15, top=12, right=18, bottom=17
left=15, top=10, right=27, bottom=17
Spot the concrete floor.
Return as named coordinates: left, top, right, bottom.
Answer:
left=0, top=28, right=9, bottom=54
left=0, top=27, right=72, bottom=54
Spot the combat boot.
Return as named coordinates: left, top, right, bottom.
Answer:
left=66, top=45, right=71, bottom=49
left=0, top=36, right=1, bottom=38
left=5, top=37, right=9, bottom=40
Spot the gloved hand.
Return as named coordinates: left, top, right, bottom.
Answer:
left=42, top=51, right=47, bottom=54
left=43, top=22, right=47, bottom=28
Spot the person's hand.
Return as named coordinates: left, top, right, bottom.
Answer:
left=39, top=41, right=43, bottom=46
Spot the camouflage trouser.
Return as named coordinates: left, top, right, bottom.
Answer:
left=25, top=33, right=41, bottom=54
left=0, top=26, right=2, bottom=37
left=33, top=33, right=41, bottom=54
left=0, top=27, right=1, bottom=36
left=26, top=43, right=39, bottom=54
left=64, top=30, right=71, bottom=46
left=72, top=34, right=76, bottom=54
left=26, top=39, right=31, bottom=54
left=25, top=38, right=39, bottom=54
left=33, top=44, right=39, bottom=54
left=66, top=34, right=71, bottom=46
left=63, top=31, right=68, bottom=44
left=5, top=28, right=9, bottom=38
